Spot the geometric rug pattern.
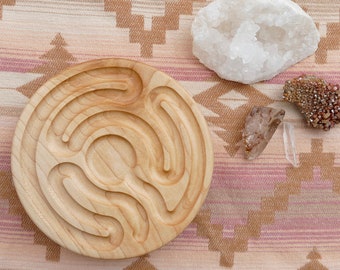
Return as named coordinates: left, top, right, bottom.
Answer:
left=0, top=0, right=339, bottom=269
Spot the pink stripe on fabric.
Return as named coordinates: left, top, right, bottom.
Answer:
left=158, top=67, right=215, bottom=81
left=264, top=218, right=340, bottom=230
left=0, top=57, right=41, bottom=72
left=0, top=56, right=215, bottom=81
left=268, top=71, right=340, bottom=84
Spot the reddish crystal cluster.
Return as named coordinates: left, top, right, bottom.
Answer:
left=283, top=75, right=340, bottom=131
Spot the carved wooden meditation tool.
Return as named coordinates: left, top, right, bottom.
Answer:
left=11, top=58, right=214, bottom=259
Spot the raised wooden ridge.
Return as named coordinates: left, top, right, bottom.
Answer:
left=11, top=58, right=214, bottom=259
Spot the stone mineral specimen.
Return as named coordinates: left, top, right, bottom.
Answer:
left=191, top=0, right=320, bottom=84
left=243, top=106, right=285, bottom=160
left=283, top=75, right=340, bottom=131
left=283, top=122, right=298, bottom=167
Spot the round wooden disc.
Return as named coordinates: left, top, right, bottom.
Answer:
left=11, top=58, right=213, bottom=259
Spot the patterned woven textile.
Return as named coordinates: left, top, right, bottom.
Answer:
left=1, top=0, right=340, bottom=269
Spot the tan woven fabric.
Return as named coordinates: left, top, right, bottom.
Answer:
left=0, top=0, right=339, bottom=269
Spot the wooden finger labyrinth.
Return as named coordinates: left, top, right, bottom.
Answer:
left=11, top=58, right=214, bottom=259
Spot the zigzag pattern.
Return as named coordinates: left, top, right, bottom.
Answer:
left=316, top=22, right=340, bottom=64
left=194, top=139, right=340, bottom=268
left=104, top=0, right=204, bottom=57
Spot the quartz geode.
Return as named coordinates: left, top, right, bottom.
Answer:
left=191, top=0, right=320, bottom=84
left=243, top=106, right=285, bottom=160
left=283, top=75, right=340, bottom=130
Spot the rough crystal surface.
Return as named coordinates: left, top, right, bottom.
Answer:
left=243, top=106, right=285, bottom=160
left=191, top=0, right=320, bottom=84
left=283, top=75, right=340, bottom=130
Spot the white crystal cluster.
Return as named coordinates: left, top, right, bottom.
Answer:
left=191, top=0, right=320, bottom=84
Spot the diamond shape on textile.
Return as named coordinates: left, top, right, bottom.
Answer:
left=218, top=90, right=249, bottom=110
left=193, top=80, right=274, bottom=157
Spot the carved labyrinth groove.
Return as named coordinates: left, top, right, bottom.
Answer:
left=11, top=58, right=213, bottom=259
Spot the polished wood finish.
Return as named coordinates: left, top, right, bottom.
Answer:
left=11, top=58, right=213, bottom=259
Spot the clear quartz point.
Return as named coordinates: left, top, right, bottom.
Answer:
left=243, top=106, right=285, bottom=160
left=283, top=122, right=299, bottom=167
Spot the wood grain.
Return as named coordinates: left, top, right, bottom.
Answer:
left=11, top=58, right=214, bottom=259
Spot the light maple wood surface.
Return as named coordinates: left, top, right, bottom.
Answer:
left=11, top=58, right=214, bottom=259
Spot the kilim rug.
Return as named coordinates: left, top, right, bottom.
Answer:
left=0, top=0, right=339, bottom=269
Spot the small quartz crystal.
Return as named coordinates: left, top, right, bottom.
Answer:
left=191, top=0, right=320, bottom=84
left=283, top=122, right=299, bottom=167
left=243, top=106, right=285, bottom=160
left=283, top=75, right=340, bottom=131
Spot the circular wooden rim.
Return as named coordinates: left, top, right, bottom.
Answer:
left=11, top=58, right=213, bottom=259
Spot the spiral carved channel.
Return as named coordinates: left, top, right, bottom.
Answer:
left=11, top=59, right=213, bottom=259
